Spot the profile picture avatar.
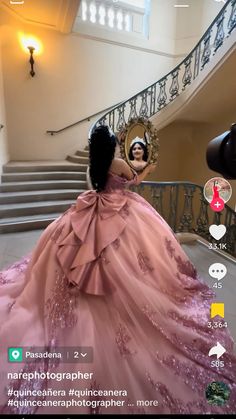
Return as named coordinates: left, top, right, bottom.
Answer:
left=204, top=177, right=232, bottom=212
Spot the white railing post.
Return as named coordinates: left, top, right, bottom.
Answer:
left=78, top=0, right=146, bottom=34
left=94, top=0, right=100, bottom=24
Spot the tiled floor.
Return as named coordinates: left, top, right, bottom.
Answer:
left=0, top=229, right=44, bottom=270
left=0, top=229, right=235, bottom=342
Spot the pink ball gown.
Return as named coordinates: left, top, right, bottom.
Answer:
left=0, top=172, right=235, bottom=414
left=210, top=184, right=225, bottom=212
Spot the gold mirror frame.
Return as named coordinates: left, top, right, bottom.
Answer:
left=118, top=117, right=159, bottom=172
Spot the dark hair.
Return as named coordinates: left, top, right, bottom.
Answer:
left=128, top=141, right=148, bottom=161
left=89, top=125, right=117, bottom=192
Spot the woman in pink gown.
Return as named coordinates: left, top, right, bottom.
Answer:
left=0, top=126, right=235, bottom=415
left=210, top=181, right=225, bottom=212
left=212, top=182, right=220, bottom=199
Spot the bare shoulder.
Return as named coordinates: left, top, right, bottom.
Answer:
left=110, top=158, right=135, bottom=180
left=110, top=158, right=124, bottom=174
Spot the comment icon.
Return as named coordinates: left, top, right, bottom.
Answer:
left=209, top=263, right=227, bottom=281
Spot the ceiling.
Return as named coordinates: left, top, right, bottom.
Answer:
left=0, top=0, right=80, bottom=33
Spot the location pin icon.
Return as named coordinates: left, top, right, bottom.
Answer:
left=12, top=350, right=20, bottom=359
left=9, top=347, right=23, bottom=362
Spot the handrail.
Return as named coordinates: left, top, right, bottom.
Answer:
left=46, top=0, right=235, bottom=137
left=46, top=100, right=124, bottom=135
left=152, top=0, right=231, bottom=85
left=131, top=180, right=236, bottom=257
left=142, top=180, right=202, bottom=187
left=141, top=180, right=234, bottom=213
left=90, top=0, right=235, bottom=134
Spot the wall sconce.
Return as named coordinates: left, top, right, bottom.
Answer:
left=27, top=46, right=35, bottom=77
left=19, top=33, right=43, bottom=77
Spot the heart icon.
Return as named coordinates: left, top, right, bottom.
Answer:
left=209, top=224, right=226, bottom=240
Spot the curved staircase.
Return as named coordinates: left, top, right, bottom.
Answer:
left=1, top=0, right=235, bottom=234
left=0, top=150, right=89, bottom=233
left=89, top=0, right=235, bottom=134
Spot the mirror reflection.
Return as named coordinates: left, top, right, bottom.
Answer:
left=118, top=118, right=159, bottom=173
left=128, top=133, right=149, bottom=171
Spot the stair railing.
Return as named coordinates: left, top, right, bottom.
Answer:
left=130, top=181, right=236, bottom=258
left=89, top=0, right=235, bottom=136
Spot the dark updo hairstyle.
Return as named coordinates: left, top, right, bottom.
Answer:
left=89, top=125, right=117, bottom=192
left=128, top=141, right=148, bottom=162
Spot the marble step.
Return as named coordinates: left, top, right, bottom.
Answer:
left=67, top=155, right=89, bottom=164
left=1, top=171, right=87, bottom=182
left=0, top=213, right=62, bottom=234
left=3, top=161, right=87, bottom=173
left=0, top=189, right=84, bottom=204
left=0, top=180, right=87, bottom=192
left=0, top=199, right=76, bottom=218
left=76, top=150, right=89, bottom=157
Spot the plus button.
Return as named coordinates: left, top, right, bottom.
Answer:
left=210, top=199, right=224, bottom=212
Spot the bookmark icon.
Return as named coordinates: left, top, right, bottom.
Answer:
left=210, top=303, right=225, bottom=318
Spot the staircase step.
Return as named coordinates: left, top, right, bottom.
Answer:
left=67, top=155, right=89, bottom=164
left=1, top=171, right=87, bottom=182
left=0, top=160, right=88, bottom=232
left=75, top=150, right=89, bottom=157
left=0, top=200, right=76, bottom=218
left=0, top=180, right=87, bottom=192
left=0, top=190, right=84, bottom=204
left=3, top=161, right=87, bottom=173
left=0, top=213, right=62, bottom=234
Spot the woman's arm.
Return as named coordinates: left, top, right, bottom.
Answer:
left=112, top=158, right=156, bottom=184
left=135, top=163, right=156, bottom=185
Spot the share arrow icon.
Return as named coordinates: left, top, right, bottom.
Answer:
left=208, top=342, right=226, bottom=359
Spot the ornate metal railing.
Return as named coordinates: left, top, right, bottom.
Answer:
left=90, top=0, right=235, bottom=134
left=131, top=181, right=236, bottom=258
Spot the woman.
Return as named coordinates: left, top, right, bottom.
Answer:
left=0, top=125, right=235, bottom=414
left=128, top=137, right=148, bottom=171
left=212, top=180, right=221, bottom=200
left=210, top=180, right=225, bottom=211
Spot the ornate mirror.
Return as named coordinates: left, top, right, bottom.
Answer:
left=118, top=117, right=159, bottom=172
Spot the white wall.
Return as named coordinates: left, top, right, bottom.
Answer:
left=74, top=0, right=177, bottom=56
left=0, top=0, right=229, bottom=162
left=175, top=0, right=205, bottom=55
left=0, top=30, right=9, bottom=172
left=174, top=0, right=224, bottom=56
left=201, top=0, right=224, bottom=33
left=0, top=6, right=176, bottom=161
left=149, top=0, right=177, bottom=54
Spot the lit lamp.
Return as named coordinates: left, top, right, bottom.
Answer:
left=19, top=33, right=43, bottom=77
left=27, top=46, right=35, bottom=77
